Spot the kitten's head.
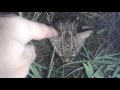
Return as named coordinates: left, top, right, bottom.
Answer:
left=49, top=16, right=93, bottom=63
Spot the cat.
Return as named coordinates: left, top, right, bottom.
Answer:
left=49, top=13, right=93, bottom=63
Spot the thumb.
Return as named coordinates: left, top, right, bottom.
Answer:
left=20, top=44, right=36, bottom=65
left=12, top=44, right=36, bottom=78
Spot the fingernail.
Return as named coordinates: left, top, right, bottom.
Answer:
left=49, top=26, right=58, bottom=36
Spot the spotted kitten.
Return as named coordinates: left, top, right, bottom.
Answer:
left=49, top=14, right=93, bottom=63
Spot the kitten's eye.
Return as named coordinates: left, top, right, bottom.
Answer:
left=59, top=54, right=62, bottom=57
left=72, top=53, right=76, bottom=57
left=55, top=48, right=62, bottom=56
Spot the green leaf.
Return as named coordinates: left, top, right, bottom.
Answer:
left=104, top=65, right=116, bottom=75
left=64, top=67, right=84, bottom=77
left=29, top=64, right=42, bottom=78
left=91, top=65, right=104, bottom=78
left=115, top=75, right=120, bottom=78
left=94, top=72, right=104, bottom=78
left=83, top=62, right=94, bottom=78
left=87, top=62, right=94, bottom=73
left=112, top=66, right=120, bottom=78
left=94, top=56, right=120, bottom=61
left=107, top=53, right=120, bottom=57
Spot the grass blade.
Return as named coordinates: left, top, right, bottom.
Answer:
left=64, top=67, right=84, bottom=77
left=83, top=62, right=94, bottom=78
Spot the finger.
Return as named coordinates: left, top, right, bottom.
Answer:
left=26, top=20, right=58, bottom=40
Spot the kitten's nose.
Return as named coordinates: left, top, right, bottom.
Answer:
left=64, top=59, right=70, bottom=63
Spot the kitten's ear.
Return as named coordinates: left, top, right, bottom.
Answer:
left=76, top=30, right=93, bottom=40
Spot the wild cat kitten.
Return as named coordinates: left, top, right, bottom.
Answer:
left=49, top=14, right=93, bottom=63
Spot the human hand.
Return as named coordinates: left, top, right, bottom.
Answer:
left=0, top=15, right=57, bottom=78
